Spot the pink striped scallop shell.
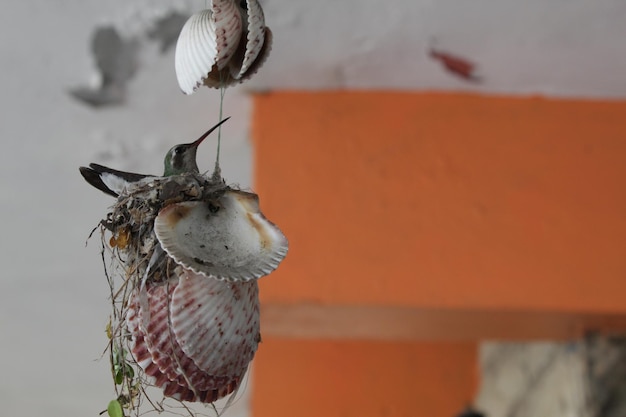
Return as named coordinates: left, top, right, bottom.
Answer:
left=126, top=267, right=259, bottom=403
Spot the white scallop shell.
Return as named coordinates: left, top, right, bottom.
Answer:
left=175, top=0, right=271, bottom=93
left=126, top=268, right=257, bottom=403
left=174, top=3, right=242, bottom=94
left=154, top=190, right=289, bottom=281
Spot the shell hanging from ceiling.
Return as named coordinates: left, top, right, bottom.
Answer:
left=175, top=0, right=272, bottom=94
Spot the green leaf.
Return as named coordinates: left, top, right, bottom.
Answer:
left=124, top=364, right=134, bottom=379
left=112, top=349, right=119, bottom=364
left=107, top=400, right=124, bottom=417
left=114, top=368, right=124, bottom=385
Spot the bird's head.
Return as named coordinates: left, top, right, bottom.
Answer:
left=163, top=117, right=230, bottom=176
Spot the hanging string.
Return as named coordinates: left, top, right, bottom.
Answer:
left=212, top=72, right=227, bottom=183
left=216, top=85, right=226, bottom=166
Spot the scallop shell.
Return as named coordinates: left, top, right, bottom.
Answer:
left=126, top=268, right=258, bottom=403
left=170, top=268, right=260, bottom=376
left=154, top=189, right=289, bottom=282
left=229, top=0, right=267, bottom=79
left=232, top=27, right=272, bottom=84
left=175, top=0, right=272, bottom=93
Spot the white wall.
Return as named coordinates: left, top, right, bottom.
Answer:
left=0, top=1, right=251, bottom=416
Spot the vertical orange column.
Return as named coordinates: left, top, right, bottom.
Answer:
left=250, top=92, right=626, bottom=417
left=252, top=339, right=477, bottom=417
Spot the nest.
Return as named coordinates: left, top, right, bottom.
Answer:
left=85, top=160, right=288, bottom=417
left=103, top=173, right=227, bottom=285
left=94, top=173, right=234, bottom=417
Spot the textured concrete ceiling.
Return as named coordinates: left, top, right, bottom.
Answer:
left=248, top=0, right=626, bottom=98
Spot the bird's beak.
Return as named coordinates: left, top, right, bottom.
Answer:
left=190, top=117, right=231, bottom=147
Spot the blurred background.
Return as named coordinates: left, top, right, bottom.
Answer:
left=0, top=1, right=625, bottom=417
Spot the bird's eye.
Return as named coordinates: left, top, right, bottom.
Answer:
left=173, top=146, right=183, bottom=155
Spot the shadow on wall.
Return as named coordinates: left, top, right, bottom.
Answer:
left=69, top=12, right=188, bottom=107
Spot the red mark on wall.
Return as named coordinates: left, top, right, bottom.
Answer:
left=429, top=48, right=481, bottom=82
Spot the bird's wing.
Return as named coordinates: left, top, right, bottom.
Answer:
left=79, top=163, right=154, bottom=197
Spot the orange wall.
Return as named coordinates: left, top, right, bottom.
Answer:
left=253, top=92, right=626, bottom=313
left=250, top=92, right=626, bottom=417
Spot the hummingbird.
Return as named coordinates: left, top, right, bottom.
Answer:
left=80, top=118, right=229, bottom=197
